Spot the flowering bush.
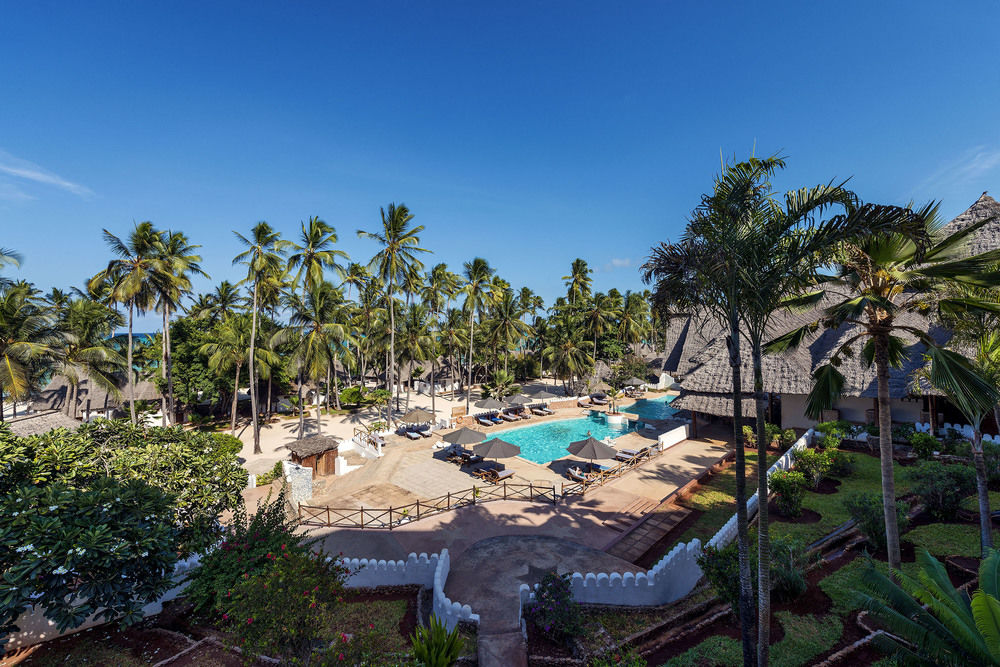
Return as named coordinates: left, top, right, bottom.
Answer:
left=184, top=487, right=305, bottom=616
left=524, top=571, right=582, bottom=647
left=769, top=470, right=806, bottom=517
left=0, top=477, right=178, bottom=647
left=218, top=548, right=350, bottom=664
left=794, top=447, right=831, bottom=490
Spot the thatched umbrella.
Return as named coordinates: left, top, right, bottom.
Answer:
left=589, top=381, right=612, bottom=394
left=442, top=427, right=486, bottom=445
left=507, top=395, right=533, bottom=406
left=623, top=377, right=646, bottom=386
left=401, top=408, right=435, bottom=424
left=567, top=436, right=617, bottom=470
left=475, top=397, right=507, bottom=410
left=473, top=438, right=521, bottom=462
left=529, top=389, right=557, bottom=401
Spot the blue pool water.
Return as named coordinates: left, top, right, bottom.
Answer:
left=495, top=414, right=638, bottom=464
left=623, top=394, right=678, bottom=421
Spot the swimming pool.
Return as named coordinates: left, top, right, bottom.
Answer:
left=623, top=394, right=678, bottom=421
left=495, top=414, right=638, bottom=464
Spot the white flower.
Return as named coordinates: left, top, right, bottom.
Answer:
left=140, top=551, right=148, bottom=557
left=16, top=544, right=34, bottom=553
left=47, top=505, right=58, bottom=511
left=11, top=512, right=18, bottom=517
left=52, top=566, right=68, bottom=575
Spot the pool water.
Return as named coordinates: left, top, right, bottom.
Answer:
left=497, top=414, right=639, bottom=464
left=623, top=394, right=678, bottom=421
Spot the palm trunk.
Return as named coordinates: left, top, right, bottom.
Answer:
left=325, top=367, right=331, bottom=415
left=972, top=428, right=993, bottom=556
left=0, top=386, right=4, bottom=422
left=297, top=369, right=304, bottom=439
left=727, top=318, right=754, bottom=667
left=388, top=280, right=396, bottom=426
left=316, top=380, right=322, bottom=434
left=128, top=302, right=136, bottom=424
left=467, top=312, right=475, bottom=413
left=249, top=282, right=261, bottom=454
left=874, top=332, right=902, bottom=571
left=752, top=341, right=770, bottom=667
left=266, top=377, right=273, bottom=421
left=431, top=355, right=436, bottom=419
left=231, top=363, right=241, bottom=435
left=161, top=307, right=168, bottom=426
left=165, top=303, right=175, bottom=425
left=333, top=361, right=341, bottom=410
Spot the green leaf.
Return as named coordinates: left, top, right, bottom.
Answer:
left=971, top=591, right=1000, bottom=659
left=805, top=364, right=844, bottom=419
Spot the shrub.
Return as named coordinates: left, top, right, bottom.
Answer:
left=770, top=470, right=807, bottom=517
left=891, top=423, right=916, bottom=443
left=696, top=542, right=740, bottom=612
left=770, top=535, right=811, bottom=603
left=794, top=448, right=831, bottom=490
left=816, top=420, right=854, bottom=438
left=411, top=615, right=463, bottom=667
left=909, top=461, right=976, bottom=521
left=219, top=548, right=350, bottom=664
left=211, top=432, right=244, bottom=459
left=983, top=440, right=1000, bottom=489
left=779, top=429, right=798, bottom=451
left=908, top=432, right=939, bottom=460
left=940, top=427, right=970, bottom=454
left=844, top=492, right=909, bottom=552
left=591, top=649, right=647, bottom=667
left=524, top=571, right=583, bottom=646
left=742, top=425, right=757, bottom=448
left=765, top=423, right=783, bottom=446
left=0, top=477, right=178, bottom=645
left=816, top=432, right=841, bottom=450
left=339, top=385, right=365, bottom=406
left=256, top=460, right=284, bottom=486
left=184, top=488, right=306, bottom=616
left=827, top=448, right=855, bottom=478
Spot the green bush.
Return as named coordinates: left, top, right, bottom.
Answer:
left=941, top=427, right=970, bottom=454
left=816, top=420, right=854, bottom=438
left=339, top=385, right=365, bottom=406
left=984, top=441, right=1000, bottom=489
left=591, top=649, right=647, bottom=667
left=211, top=432, right=244, bottom=459
left=909, top=432, right=939, bottom=460
left=794, top=448, right=831, bottom=489
left=0, top=477, right=178, bottom=645
left=844, top=492, right=909, bottom=552
left=779, top=429, right=798, bottom=451
left=770, top=470, right=807, bottom=517
left=184, top=488, right=306, bottom=616
left=742, top=425, right=757, bottom=448
left=524, top=571, right=583, bottom=646
left=256, top=460, right=284, bottom=486
left=410, top=615, right=463, bottom=667
left=827, top=448, right=855, bottom=478
left=696, top=542, right=740, bottom=613
left=891, top=423, right=916, bottom=443
left=696, top=536, right=810, bottom=610
left=219, top=548, right=350, bottom=664
left=909, top=461, right=976, bottom=521
left=770, top=535, right=811, bottom=603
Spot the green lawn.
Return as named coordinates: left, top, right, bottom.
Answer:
left=904, top=522, right=999, bottom=559
left=674, top=451, right=777, bottom=545
left=817, top=556, right=920, bottom=616
left=331, top=595, right=413, bottom=653
left=960, top=490, right=1000, bottom=513
left=770, top=453, right=914, bottom=545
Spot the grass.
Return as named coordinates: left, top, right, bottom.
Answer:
left=662, top=613, right=842, bottom=667
left=960, top=490, right=1000, bottom=513
left=330, top=595, right=412, bottom=653
left=674, top=451, right=776, bottom=545
left=770, top=452, right=914, bottom=545
left=817, top=556, right=920, bottom=616
left=904, top=522, right=1000, bottom=558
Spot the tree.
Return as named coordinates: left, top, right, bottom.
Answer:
left=770, top=203, right=1000, bottom=574
left=357, top=204, right=429, bottom=426
left=192, top=281, right=244, bottom=325
left=90, top=222, right=169, bottom=424
left=582, top=292, right=620, bottom=362
left=0, top=248, right=22, bottom=288
left=51, top=298, right=125, bottom=418
left=462, top=258, right=494, bottom=412
left=423, top=263, right=460, bottom=418
left=201, top=314, right=254, bottom=435
left=233, top=222, right=287, bottom=454
left=562, top=258, right=593, bottom=306
left=543, top=311, right=592, bottom=393
left=287, top=215, right=348, bottom=292
left=488, top=289, right=533, bottom=374
left=439, top=307, right=469, bottom=400
left=0, top=284, right=59, bottom=419
left=618, top=291, right=650, bottom=355
left=854, top=548, right=1000, bottom=665
left=397, top=303, right=434, bottom=409
left=481, top=369, right=521, bottom=399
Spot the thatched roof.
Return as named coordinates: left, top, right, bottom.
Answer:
left=940, top=192, right=1000, bottom=258
left=671, top=391, right=758, bottom=418
left=285, top=435, right=341, bottom=458
left=6, top=410, right=82, bottom=436
left=32, top=376, right=161, bottom=413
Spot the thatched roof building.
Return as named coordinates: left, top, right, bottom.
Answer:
left=5, top=410, right=82, bottom=437
left=32, top=376, right=161, bottom=416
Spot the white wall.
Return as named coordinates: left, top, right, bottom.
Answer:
left=431, top=549, right=479, bottom=631
left=339, top=552, right=439, bottom=589
left=782, top=394, right=924, bottom=430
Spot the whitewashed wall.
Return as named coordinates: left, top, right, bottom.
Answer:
left=914, top=421, right=999, bottom=441
left=339, top=552, right=439, bottom=589
left=431, top=549, right=480, bottom=631
left=658, top=424, right=689, bottom=450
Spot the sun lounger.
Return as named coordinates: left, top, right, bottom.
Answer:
left=531, top=408, right=547, bottom=416
left=417, top=427, right=433, bottom=438
left=461, top=453, right=484, bottom=466
left=578, top=399, right=591, bottom=407
left=499, top=413, right=519, bottom=422
left=486, top=469, right=515, bottom=484
left=539, top=407, right=554, bottom=415
left=472, top=464, right=498, bottom=479
left=476, top=417, right=494, bottom=427
left=489, top=414, right=504, bottom=424
left=615, top=446, right=651, bottom=461
left=517, top=410, right=531, bottom=420
left=403, top=430, right=422, bottom=441
left=592, top=397, right=609, bottom=405
left=566, top=467, right=592, bottom=483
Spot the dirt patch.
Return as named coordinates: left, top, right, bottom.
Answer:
left=8, top=625, right=193, bottom=666
left=812, top=478, right=843, bottom=495
left=343, top=586, right=420, bottom=641
left=526, top=622, right=575, bottom=661
left=768, top=503, right=822, bottom=524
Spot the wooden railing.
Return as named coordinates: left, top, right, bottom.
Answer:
left=559, top=446, right=661, bottom=498
left=298, top=481, right=558, bottom=529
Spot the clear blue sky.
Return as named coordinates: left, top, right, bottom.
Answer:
left=2, top=1, right=999, bottom=330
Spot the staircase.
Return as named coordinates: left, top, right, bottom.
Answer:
left=602, top=497, right=659, bottom=533
left=605, top=501, right=691, bottom=564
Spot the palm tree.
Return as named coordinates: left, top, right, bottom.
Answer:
left=200, top=314, right=252, bottom=435
left=233, top=222, right=287, bottom=454
left=582, top=292, right=620, bottom=362
left=461, top=258, right=494, bottom=411
left=488, top=289, right=533, bottom=373
left=341, top=262, right=369, bottom=300
left=439, top=307, right=469, bottom=400
left=357, top=203, right=429, bottom=426
left=89, top=222, right=168, bottom=424
left=205, top=281, right=244, bottom=323
left=562, top=258, right=593, bottom=306
left=854, top=548, right=1000, bottom=665
left=770, top=203, right=1000, bottom=573
left=287, top=216, right=348, bottom=292
left=423, top=263, right=460, bottom=417
left=353, top=276, right=386, bottom=387
left=53, top=298, right=125, bottom=418
left=397, top=303, right=434, bottom=409
left=0, top=284, right=59, bottom=419
left=618, top=291, right=650, bottom=355
left=543, top=311, right=592, bottom=392
left=155, top=230, right=207, bottom=425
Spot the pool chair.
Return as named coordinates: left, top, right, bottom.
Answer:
left=532, top=406, right=554, bottom=416
left=577, top=398, right=591, bottom=408
left=476, top=416, right=494, bottom=427
left=489, top=413, right=504, bottom=424
left=461, top=452, right=484, bottom=466
left=565, top=467, right=593, bottom=484
left=486, top=468, right=515, bottom=484
left=472, top=464, right=499, bottom=479
left=403, top=429, right=422, bottom=441
left=417, top=425, right=433, bottom=438
left=591, top=396, right=609, bottom=405
left=615, top=446, right=651, bottom=461
left=499, top=412, right=519, bottom=422
left=516, top=409, right=531, bottom=420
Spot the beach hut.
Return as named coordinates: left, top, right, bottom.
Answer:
left=285, top=435, right=341, bottom=476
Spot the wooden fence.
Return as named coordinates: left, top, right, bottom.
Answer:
left=559, top=445, right=661, bottom=497
left=298, top=481, right=558, bottom=529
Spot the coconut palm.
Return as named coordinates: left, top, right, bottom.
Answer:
left=461, top=258, right=494, bottom=411
left=562, top=258, right=593, bottom=306
left=582, top=292, right=620, bottom=362
left=233, top=221, right=287, bottom=454
left=770, top=202, right=1000, bottom=574
left=341, top=262, right=370, bottom=300
left=52, top=297, right=125, bottom=418
left=89, top=222, right=169, bottom=424
left=357, top=203, right=429, bottom=425
left=287, top=215, right=348, bottom=292
left=488, top=289, right=533, bottom=374
left=543, top=311, right=592, bottom=392
left=353, top=276, right=386, bottom=387
left=423, top=263, right=460, bottom=417
left=397, top=303, right=434, bottom=409
left=0, top=283, right=59, bottom=419
left=854, top=548, right=1000, bottom=665
left=154, top=230, right=208, bottom=425
left=618, top=291, right=650, bottom=355
left=439, top=307, right=469, bottom=399
left=201, top=313, right=253, bottom=435
left=0, top=247, right=21, bottom=288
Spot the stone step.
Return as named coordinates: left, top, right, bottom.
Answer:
left=605, top=501, right=691, bottom=563
left=478, top=630, right=527, bottom=667
left=602, top=497, right=659, bottom=533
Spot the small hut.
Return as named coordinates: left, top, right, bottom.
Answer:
left=285, top=435, right=341, bottom=477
